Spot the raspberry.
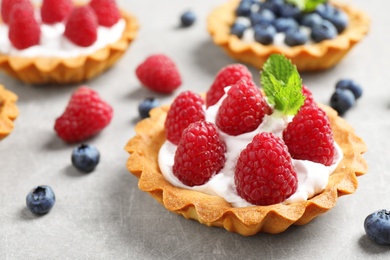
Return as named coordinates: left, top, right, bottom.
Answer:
left=164, top=91, right=205, bottom=145
left=301, top=85, right=316, bottom=108
left=216, top=79, right=272, bottom=136
left=1, top=0, right=30, bottom=24
left=173, top=121, right=226, bottom=187
left=235, top=132, right=298, bottom=206
left=136, top=54, right=182, bottom=94
left=64, top=6, right=98, bottom=47
left=283, top=105, right=335, bottom=166
left=89, top=0, right=121, bottom=27
left=8, top=1, right=40, bottom=50
left=206, top=64, right=252, bottom=108
left=41, top=0, right=73, bottom=24
left=54, top=87, right=113, bottom=143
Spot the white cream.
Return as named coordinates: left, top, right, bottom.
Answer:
left=158, top=90, right=343, bottom=208
left=0, top=19, right=126, bottom=58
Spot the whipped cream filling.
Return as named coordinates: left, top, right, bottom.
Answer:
left=0, top=18, right=126, bottom=58
left=158, top=91, right=343, bottom=208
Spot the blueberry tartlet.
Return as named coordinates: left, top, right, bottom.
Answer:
left=0, top=84, right=18, bottom=140
left=208, top=0, right=370, bottom=71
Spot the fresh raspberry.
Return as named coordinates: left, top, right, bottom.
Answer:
left=54, top=87, right=113, bottom=143
left=89, top=0, right=121, bottom=27
left=216, top=79, right=272, bottom=136
left=64, top=6, right=98, bottom=47
left=173, top=121, right=226, bottom=187
left=206, top=64, right=253, bottom=108
left=136, top=54, right=182, bottom=94
left=235, top=132, right=298, bottom=206
left=301, top=85, right=316, bottom=109
left=1, top=0, right=30, bottom=24
left=41, top=0, right=73, bottom=24
left=8, top=1, right=40, bottom=50
left=283, top=105, right=335, bottom=166
left=165, top=91, right=205, bottom=145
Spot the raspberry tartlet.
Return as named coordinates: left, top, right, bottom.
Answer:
left=125, top=55, right=367, bottom=235
left=0, top=84, right=18, bottom=140
left=0, top=0, right=138, bottom=84
left=207, top=0, right=370, bottom=71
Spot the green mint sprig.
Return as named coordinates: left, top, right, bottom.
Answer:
left=286, top=0, right=327, bottom=12
left=261, top=54, right=304, bottom=116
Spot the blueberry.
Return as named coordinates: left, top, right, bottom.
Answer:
left=180, top=11, right=196, bottom=27
left=284, top=29, right=308, bottom=46
left=311, top=20, right=337, bottom=42
left=250, top=9, right=275, bottom=26
left=279, top=3, right=302, bottom=20
left=330, top=88, right=355, bottom=115
left=336, top=79, right=363, bottom=99
left=316, top=3, right=348, bottom=33
left=300, top=13, right=323, bottom=28
left=254, top=23, right=276, bottom=45
left=26, top=185, right=55, bottom=215
left=364, top=209, right=390, bottom=245
left=235, top=1, right=252, bottom=17
left=273, top=17, right=299, bottom=33
left=261, top=0, right=284, bottom=16
left=231, top=22, right=247, bottom=38
left=138, top=97, right=160, bottom=119
left=71, top=144, right=100, bottom=173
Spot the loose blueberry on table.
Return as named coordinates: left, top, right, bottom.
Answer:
left=330, top=79, right=362, bottom=115
left=26, top=185, right=56, bottom=215
left=364, top=209, right=390, bottom=245
left=138, top=97, right=160, bottom=119
left=180, top=10, right=196, bottom=27
left=71, top=144, right=100, bottom=173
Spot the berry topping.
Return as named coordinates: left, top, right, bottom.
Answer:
left=165, top=91, right=205, bottom=145
left=180, top=10, right=196, bottom=27
left=254, top=23, right=276, bottom=45
left=216, top=79, right=271, bottom=136
left=41, top=0, right=73, bottom=24
left=26, top=185, right=56, bottom=215
left=316, top=3, right=348, bottom=33
left=311, top=20, right=337, bottom=42
left=364, top=209, right=390, bottom=245
left=71, top=144, right=100, bottom=173
left=283, top=105, right=335, bottom=166
left=1, top=0, right=30, bottom=24
left=250, top=8, right=275, bottom=26
left=138, top=97, right=160, bottom=119
left=301, top=85, right=316, bottom=108
left=230, top=22, right=247, bottom=38
left=300, top=12, right=323, bottom=28
left=335, top=79, right=362, bottom=100
left=284, top=28, right=308, bottom=46
left=235, top=132, right=298, bottom=206
left=89, top=0, right=121, bottom=27
left=64, top=6, right=98, bottom=47
left=206, top=63, right=253, bottom=108
left=8, top=1, right=40, bottom=50
left=173, top=121, right=226, bottom=187
left=329, top=88, right=355, bottom=116
left=54, top=87, right=113, bottom=143
left=136, top=54, right=182, bottom=94
left=273, top=17, right=299, bottom=33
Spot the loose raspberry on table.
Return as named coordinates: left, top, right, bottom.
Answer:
left=64, top=6, right=98, bottom=47
left=235, top=132, right=298, bottom=206
left=89, top=0, right=121, bottom=27
left=136, top=54, right=182, bottom=94
left=216, top=79, right=272, bottom=136
left=54, top=87, right=113, bottom=143
left=41, top=0, right=73, bottom=24
left=165, top=91, right=205, bottom=145
left=206, top=64, right=253, bottom=108
left=283, top=105, right=335, bottom=166
left=173, top=121, right=226, bottom=187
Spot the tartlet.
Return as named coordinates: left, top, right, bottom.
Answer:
left=125, top=103, right=367, bottom=235
left=0, top=9, right=138, bottom=84
left=0, top=84, right=18, bottom=140
left=207, top=0, right=370, bottom=71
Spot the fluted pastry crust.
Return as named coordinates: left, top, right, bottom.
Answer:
left=0, top=85, right=18, bottom=140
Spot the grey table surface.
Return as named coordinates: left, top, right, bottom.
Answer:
left=1, top=0, right=389, bottom=259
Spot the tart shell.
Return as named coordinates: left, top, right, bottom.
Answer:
left=207, top=0, right=370, bottom=72
left=0, top=85, right=18, bottom=140
left=125, top=103, right=368, bottom=235
left=0, top=9, right=138, bottom=85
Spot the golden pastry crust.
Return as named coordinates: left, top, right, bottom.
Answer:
left=125, top=103, right=367, bottom=235
left=0, top=9, right=138, bottom=84
left=207, top=0, right=370, bottom=71
left=0, top=85, right=18, bottom=140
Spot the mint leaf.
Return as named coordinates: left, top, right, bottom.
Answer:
left=261, top=54, right=304, bottom=116
left=286, top=0, right=326, bottom=12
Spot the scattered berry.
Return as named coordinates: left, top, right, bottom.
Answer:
left=64, top=6, right=98, bottom=47
left=41, top=0, right=73, bottom=24
left=180, top=10, right=196, bottom=27
left=71, top=144, right=100, bottom=173
left=335, top=79, right=362, bottom=99
left=364, top=209, right=390, bottom=245
left=173, top=121, right=226, bottom=187
left=206, top=63, right=253, bottom=108
left=283, top=105, right=335, bottom=166
left=165, top=91, right=205, bottom=145
left=136, top=54, right=182, bottom=94
left=216, top=79, right=272, bottom=136
left=8, top=1, right=40, bottom=50
left=235, top=132, right=298, bottom=206
left=54, top=87, right=113, bottom=143
left=89, top=0, right=121, bottom=27
left=26, top=185, right=56, bottom=215
left=330, top=88, right=355, bottom=116
left=138, top=97, right=160, bottom=119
